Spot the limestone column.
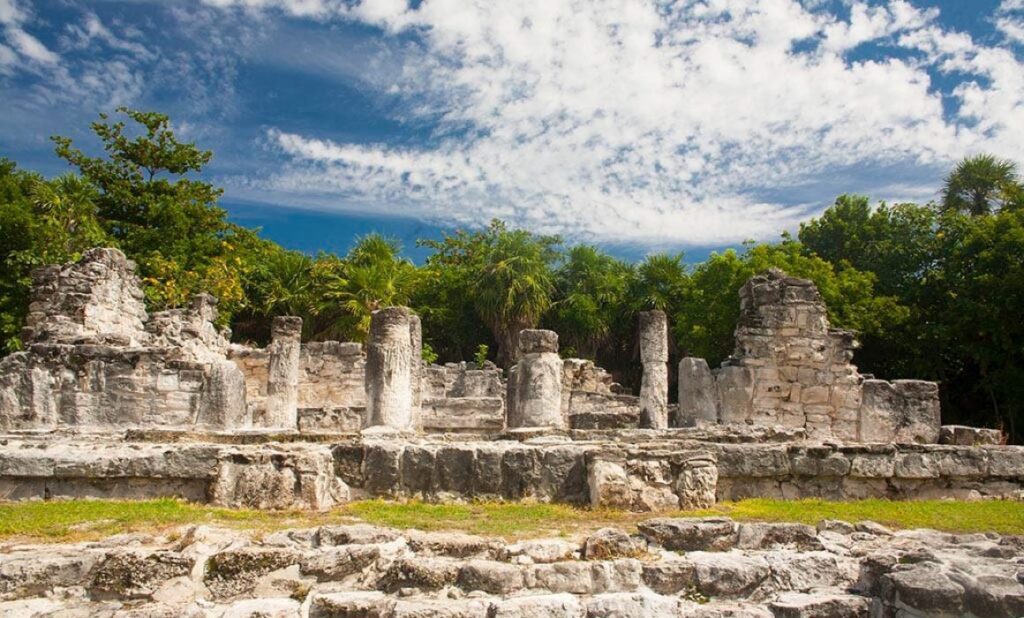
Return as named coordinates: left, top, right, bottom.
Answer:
left=409, top=313, right=423, bottom=422
left=265, top=316, right=302, bottom=429
left=364, top=307, right=415, bottom=431
left=639, top=310, right=669, bottom=429
left=508, top=329, right=564, bottom=429
left=677, top=357, right=718, bottom=427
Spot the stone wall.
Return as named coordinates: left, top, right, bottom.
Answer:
left=21, top=248, right=149, bottom=346
left=680, top=269, right=942, bottom=444
left=0, top=249, right=248, bottom=433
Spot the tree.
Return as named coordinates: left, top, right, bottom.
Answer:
left=941, top=154, right=1021, bottom=216
left=474, top=225, right=560, bottom=367
left=799, top=196, right=937, bottom=298
left=0, top=160, right=111, bottom=352
left=320, top=234, right=420, bottom=342
left=547, top=245, right=631, bottom=359
left=51, top=107, right=255, bottom=322
left=419, top=221, right=559, bottom=367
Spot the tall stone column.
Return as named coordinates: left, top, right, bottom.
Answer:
left=364, top=307, right=415, bottom=431
left=508, top=329, right=564, bottom=429
left=409, top=313, right=423, bottom=422
left=639, top=310, right=669, bottom=429
left=265, top=316, right=302, bottom=429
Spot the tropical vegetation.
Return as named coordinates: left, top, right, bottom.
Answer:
left=2, top=109, right=1023, bottom=439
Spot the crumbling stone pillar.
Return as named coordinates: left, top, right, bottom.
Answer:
left=409, top=313, right=423, bottom=422
left=677, top=357, right=717, bottom=427
left=639, top=310, right=669, bottom=429
left=508, top=329, right=564, bottom=429
left=265, top=316, right=302, bottom=429
left=364, top=307, right=415, bottom=431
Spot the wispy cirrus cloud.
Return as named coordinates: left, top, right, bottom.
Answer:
left=229, top=0, right=1024, bottom=245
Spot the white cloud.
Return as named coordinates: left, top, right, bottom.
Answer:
left=229, top=0, right=1023, bottom=245
left=997, top=0, right=1024, bottom=45
left=0, top=0, right=59, bottom=66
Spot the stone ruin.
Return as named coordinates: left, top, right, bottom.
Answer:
left=0, top=250, right=1018, bottom=514
left=6, top=512, right=1024, bottom=618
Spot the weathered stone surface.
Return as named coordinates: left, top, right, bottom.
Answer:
left=638, top=518, right=738, bottom=552
left=678, top=357, right=718, bottom=427
left=860, top=379, right=941, bottom=444
left=638, top=311, right=669, bottom=429
left=23, top=248, right=148, bottom=346
left=489, top=593, right=584, bottom=618
left=420, top=397, right=504, bottom=433
left=5, top=516, right=1024, bottom=618
left=364, top=307, right=415, bottom=431
left=310, top=591, right=395, bottom=617
left=456, top=560, right=525, bottom=595
left=689, top=551, right=771, bottom=597
left=735, top=523, right=823, bottom=551
left=768, top=592, right=870, bottom=618
left=210, top=445, right=349, bottom=511
left=940, top=424, right=1004, bottom=446
left=197, top=360, right=249, bottom=430
left=639, top=362, right=669, bottom=430
left=675, top=452, right=718, bottom=509
left=508, top=329, right=564, bottom=429
left=583, top=528, right=645, bottom=560
left=588, top=458, right=632, bottom=510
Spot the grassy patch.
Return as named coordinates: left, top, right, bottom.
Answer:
left=0, top=497, right=1021, bottom=544
left=689, top=498, right=1024, bottom=536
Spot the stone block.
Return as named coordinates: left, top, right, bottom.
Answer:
left=717, top=365, right=754, bottom=424
left=420, top=397, right=504, bottom=432
left=940, top=425, right=1004, bottom=446
left=518, top=329, right=559, bottom=355
left=677, top=357, right=718, bottom=426
left=589, top=459, right=632, bottom=510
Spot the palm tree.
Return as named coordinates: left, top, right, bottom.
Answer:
left=474, top=229, right=557, bottom=366
left=320, top=234, right=419, bottom=342
left=941, top=154, right=1021, bottom=216
left=551, top=245, right=631, bottom=358
left=631, top=252, right=688, bottom=312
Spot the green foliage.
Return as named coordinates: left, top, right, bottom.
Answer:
left=421, top=342, right=439, bottom=365
left=51, top=107, right=257, bottom=323
left=941, top=154, right=1022, bottom=216
left=0, top=160, right=112, bottom=352
left=3, top=497, right=1022, bottom=543
left=320, top=234, right=420, bottom=342
left=474, top=344, right=489, bottom=368
left=547, top=245, right=631, bottom=359
left=2, top=107, right=1022, bottom=441
left=419, top=220, right=559, bottom=366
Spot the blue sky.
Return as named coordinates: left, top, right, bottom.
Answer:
left=1, top=0, right=1022, bottom=263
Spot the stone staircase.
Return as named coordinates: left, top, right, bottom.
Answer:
left=1, top=517, right=1022, bottom=617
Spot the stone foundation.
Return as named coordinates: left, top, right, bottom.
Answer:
left=4, top=433, right=1021, bottom=511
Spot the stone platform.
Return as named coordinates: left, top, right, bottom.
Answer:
left=3, top=429, right=1023, bottom=511
left=2, top=515, right=1023, bottom=617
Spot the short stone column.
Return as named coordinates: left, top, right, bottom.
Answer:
left=508, top=329, right=564, bottom=429
left=364, top=307, right=415, bottom=431
left=677, top=357, right=718, bottom=426
left=639, top=310, right=669, bottom=429
left=265, top=316, right=302, bottom=429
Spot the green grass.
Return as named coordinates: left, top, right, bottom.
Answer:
left=692, top=498, right=1024, bottom=536
left=0, top=497, right=1021, bottom=544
